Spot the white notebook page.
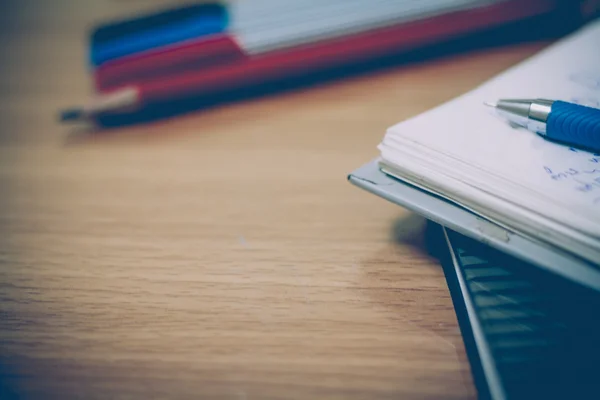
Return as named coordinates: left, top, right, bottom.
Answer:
left=229, top=0, right=509, bottom=54
left=379, top=19, right=600, bottom=263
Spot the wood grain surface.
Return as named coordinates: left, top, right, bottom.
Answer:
left=0, top=1, right=549, bottom=399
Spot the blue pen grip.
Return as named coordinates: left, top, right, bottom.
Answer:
left=546, top=101, right=600, bottom=151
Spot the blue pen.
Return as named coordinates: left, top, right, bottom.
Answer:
left=485, top=99, right=600, bottom=152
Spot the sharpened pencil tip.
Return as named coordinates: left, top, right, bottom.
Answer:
left=483, top=101, right=497, bottom=108
left=60, top=108, right=84, bottom=122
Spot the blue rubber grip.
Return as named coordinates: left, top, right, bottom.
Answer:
left=546, top=101, right=600, bottom=152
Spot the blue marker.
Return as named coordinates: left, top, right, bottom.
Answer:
left=485, top=99, right=600, bottom=153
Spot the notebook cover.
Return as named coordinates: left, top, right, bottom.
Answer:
left=434, top=223, right=600, bottom=399
left=94, top=34, right=245, bottom=90
left=348, top=160, right=600, bottom=292
left=89, top=3, right=228, bottom=67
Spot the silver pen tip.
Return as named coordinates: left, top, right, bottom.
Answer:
left=483, top=101, right=497, bottom=108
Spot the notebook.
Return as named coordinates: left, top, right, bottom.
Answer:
left=349, top=161, right=600, bottom=291
left=92, top=0, right=566, bottom=92
left=377, top=19, right=600, bottom=265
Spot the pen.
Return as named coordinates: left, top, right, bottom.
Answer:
left=485, top=99, right=600, bottom=152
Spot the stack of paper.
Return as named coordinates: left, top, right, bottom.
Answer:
left=378, top=19, right=600, bottom=265
left=230, top=0, right=502, bottom=54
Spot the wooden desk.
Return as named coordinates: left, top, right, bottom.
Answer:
left=0, top=2, right=549, bottom=399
